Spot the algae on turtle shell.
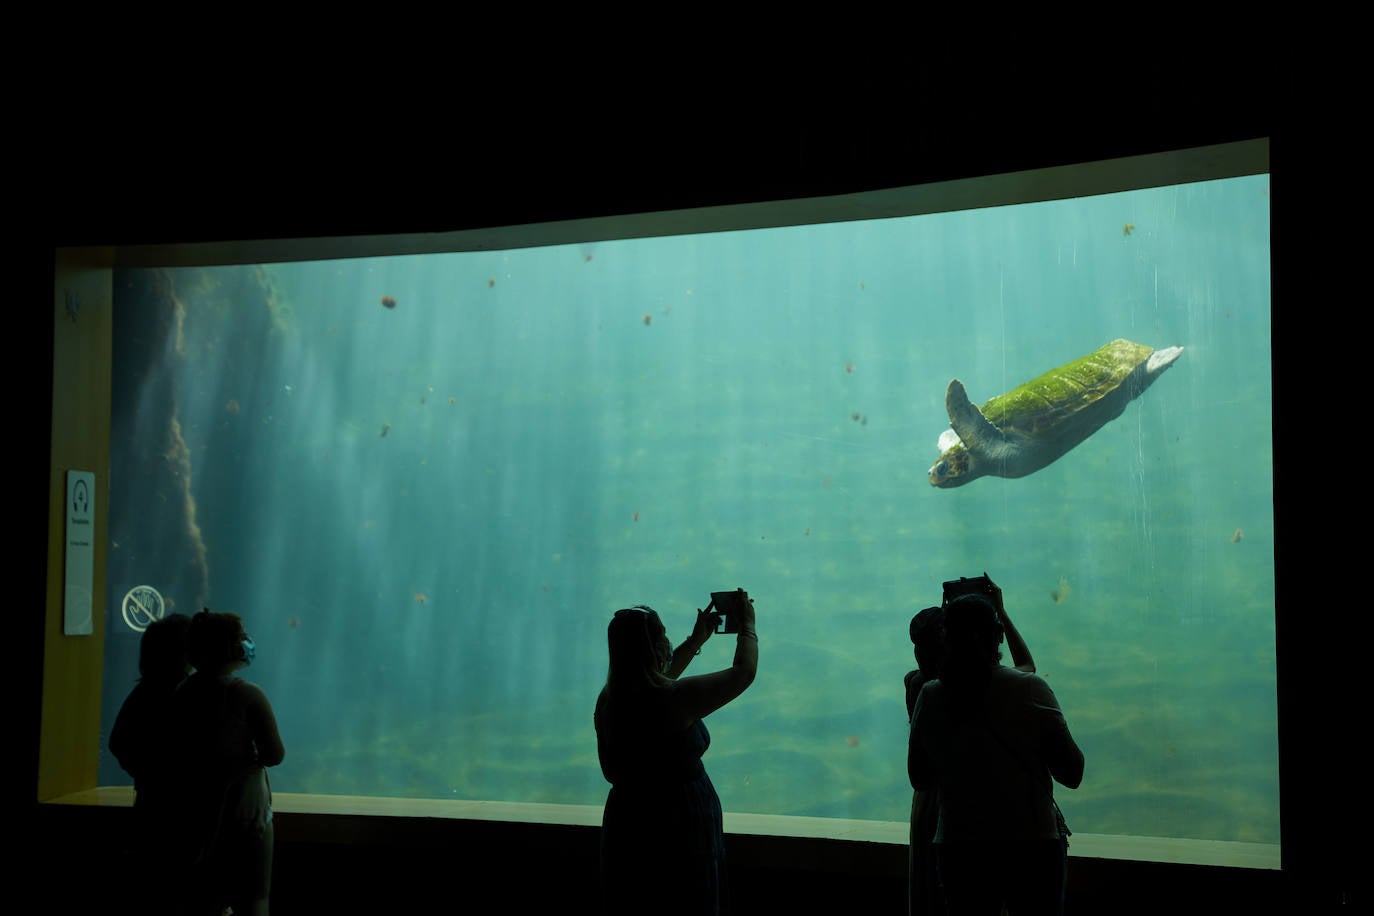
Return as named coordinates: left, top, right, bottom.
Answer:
left=929, top=338, right=1184, bottom=488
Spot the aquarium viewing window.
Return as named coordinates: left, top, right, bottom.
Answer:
left=87, top=140, right=1276, bottom=868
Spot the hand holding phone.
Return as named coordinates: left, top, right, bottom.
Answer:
left=941, top=574, right=996, bottom=606
left=710, top=588, right=751, bottom=634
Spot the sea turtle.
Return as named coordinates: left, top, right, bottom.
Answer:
left=928, top=338, right=1184, bottom=488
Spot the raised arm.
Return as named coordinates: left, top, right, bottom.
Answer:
left=1001, top=609, right=1035, bottom=673
left=669, top=591, right=757, bottom=723
left=988, top=575, right=1035, bottom=673
left=664, top=606, right=719, bottom=680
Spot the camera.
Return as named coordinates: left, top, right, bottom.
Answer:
left=711, top=588, right=750, bottom=634
left=942, top=574, right=996, bottom=606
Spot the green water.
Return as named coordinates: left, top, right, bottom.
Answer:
left=100, top=174, right=1275, bottom=844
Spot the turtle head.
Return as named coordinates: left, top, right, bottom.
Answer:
left=929, top=443, right=974, bottom=487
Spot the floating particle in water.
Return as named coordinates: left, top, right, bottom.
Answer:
left=642, top=313, right=652, bottom=326
left=1231, top=528, right=1244, bottom=543
left=845, top=736, right=860, bottom=748
left=449, top=397, right=456, bottom=405
left=1123, top=223, right=1135, bottom=237
left=380, top=423, right=391, bottom=437
left=414, top=592, right=427, bottom=604
left=632, top=511, right=639, bottom=522
left=381, top=295, right=397, bottom=309
left=488, top=277, right=495, bottom=288
left=845, top=361, right=854, bottom=373
left=287, top=616, right=300, bottom=629
left=420, top=396, right=426, bottom=405
left=225, top=399, right=240, bottom=415
left=1050, top=575, right=1071, bottom=605
left=804, top=528, right=810, bottom=536
left=851, top=411, right=861, bottom=421
left=822, top=476, right=832, bottom=488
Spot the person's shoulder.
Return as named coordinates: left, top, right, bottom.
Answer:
left=996, top=665, right=1060, bottom=700
left=914, top=675, right=946, bottom=701
left=229, top=678, right=272, bottom=704
left=996, top=665, right=1051, bottom=689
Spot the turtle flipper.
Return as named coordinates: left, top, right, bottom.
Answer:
left=946, top=379, right=1006, bottom=456
left=1145, top=345, right=1184, bottom=377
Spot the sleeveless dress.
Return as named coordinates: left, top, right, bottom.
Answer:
left=596, top=688, right=726, bottom=915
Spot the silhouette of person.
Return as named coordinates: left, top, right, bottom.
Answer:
left=594, top=591, right=758, bottom=916
left=109, top=612, right=192, bottom=915
left=172, top=610, right=284, bottom=916
left=905, top=606, right=945, bottom=916
left=909, top=585, right=1080, bottom=916
left=905, top=580, right=1038, bottom=916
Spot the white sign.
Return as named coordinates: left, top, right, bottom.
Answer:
left=64, top=470, right=95, bottom=635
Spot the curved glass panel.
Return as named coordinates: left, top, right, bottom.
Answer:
left=99, top=172, right=1274, bottom=847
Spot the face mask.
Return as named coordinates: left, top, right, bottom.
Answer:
left=240, top=636, right=256, bottom=666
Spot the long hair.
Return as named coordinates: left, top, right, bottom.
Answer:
left=604, top=605, right=671, bottom=697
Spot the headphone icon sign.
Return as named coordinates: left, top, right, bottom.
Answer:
left=71, top=479, right=90, bottom=515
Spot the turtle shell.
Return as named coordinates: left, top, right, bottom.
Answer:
left=976, top=338, right=1156, bottom=438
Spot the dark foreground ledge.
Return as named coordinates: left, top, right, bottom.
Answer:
left=33, top=789, right=1290, bottom=915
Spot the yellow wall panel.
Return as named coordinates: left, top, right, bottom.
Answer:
left=40, top=248, right=113, bottom=801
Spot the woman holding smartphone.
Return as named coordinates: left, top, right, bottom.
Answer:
left=594, top=589, right=758, bottom=916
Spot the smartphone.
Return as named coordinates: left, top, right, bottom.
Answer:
left=711, top=589, right=748, bottom=634
left=942, top=574, right=995, bottom=605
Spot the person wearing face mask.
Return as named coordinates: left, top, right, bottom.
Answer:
left=594, top=590, right=758, bottom=916
left=172, top=609, right=285, bottom=916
